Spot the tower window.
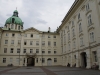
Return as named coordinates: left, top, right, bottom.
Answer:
left=12, top=18, right=15, bottom=23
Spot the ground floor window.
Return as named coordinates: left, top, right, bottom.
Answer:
left=3, top=58, right=6, bottom=63
left=54, top=58, right=57, bottom=62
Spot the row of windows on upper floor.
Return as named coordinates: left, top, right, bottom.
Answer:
left=61, top=3, right=92, bottom=36
left=3, top=48, right=57, bottom=54
left=4, top=40, right=57, bottom=46
left=2, top=58, right=57, bottom=63
left=4, top=33, right=56, bottom=38
left=61, top=32, right=95, bottom=51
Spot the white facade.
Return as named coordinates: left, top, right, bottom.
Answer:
left=0, top=0, right=100, bottom=70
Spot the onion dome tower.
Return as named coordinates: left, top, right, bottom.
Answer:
left=5, top=10, right=23, bottom=31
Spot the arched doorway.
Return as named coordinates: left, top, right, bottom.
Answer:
left=47, top=58, right=52, bottom=66
left=27, top=58, right=35, bottom=66
left=80, top=52, right=87, bottom=68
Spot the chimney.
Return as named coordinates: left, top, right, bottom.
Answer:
left=48, top=27, right=50, bottom=32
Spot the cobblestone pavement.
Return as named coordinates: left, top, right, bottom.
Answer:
left=0, top=66, right=100, bottom=75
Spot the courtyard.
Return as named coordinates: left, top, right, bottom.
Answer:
left=0, top=66, right=100, bottom=75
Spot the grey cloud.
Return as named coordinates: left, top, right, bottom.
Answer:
left=6, top=14, right=12, bottom=17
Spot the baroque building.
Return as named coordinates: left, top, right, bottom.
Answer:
left=0, top=0, right=100, bottom=70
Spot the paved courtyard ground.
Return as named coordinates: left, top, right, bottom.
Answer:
left=0, top=66, right=100, bottom=75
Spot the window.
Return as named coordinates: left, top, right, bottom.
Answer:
left=5, top=40, right=8, bottom=44
left=24, top=41, right=27, bottom=45
left=18, top=26, right=20, bottom=30
left=88, top=14, right=92, bottom=26
left=10, top=48, right=13, bottom=53
left=54, top=51, right=56, bottom=54
left=17, top=48, right=20, bottom=53
left=42, top=41, right=45, bottom=46
left=80, top=38, right=83, bottom=46
left=11, top=40, right=14, bottom=44
left=42, top=58, right=45, bottom=63
left=48, top=35, right=50, bottom=38
left=42, top=51, right=45, bottom=54
left=54, top=58, right=57, bottom=62
left=12, top=33, right=15, bottom=37
left=24, top=34, right=27, bottom=37
left=93, top=51, right=97, bottom=62
left=18, top=40, right=21, bottom=44
left=78, top=13, right=80, bottom=19
left=4, top=48, right=7, bottom=53
left=72, top=21, right=74, bottom=27
left=36, top=58, right=38, bottom=63
left=30, top=41, right=33, bottom=45
left=11, top=25, right=13, bottom=29
left=86, top=3, right=90, bottom=11
left=3, top=58, right=6, bottom=63
left=36, top=49, right=39, bottom=53
left=48, top=41, right=51, bottom=46
left=10, top=58, right=13, bottom=63
left=79, top=23, right=82, bottom=32
left=68, top=33, right=70, bottom=40
left=73, top=41, right=76, bottom=48
left=23, top=49, right=26, bottom=53
left=48, top=51, right=51, bottom=54
left=5, top=33, right=8, bottom=36
left=36, top=41, right=39, bottom=46
left=90, top=32, right=94, bottom=42
left=53, top=35, right=56, bottom=38
left=30, top=49, right=33, bottom=53
left=68, top=44, right=70, bottom=51
left=30, top=34, right=33, bottom=38
left=72, top=29, right=75, bottom=37
left=54, top=42, right=56, bottom=46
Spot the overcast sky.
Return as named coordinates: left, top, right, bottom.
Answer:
left=0, top=0, right=75, bottom=32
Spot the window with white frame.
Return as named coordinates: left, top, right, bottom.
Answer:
left=79, top=23, right=82, bottom=32
left=36, top=49, right=39, bottom=53
left=72, top=29, right=75, bottom=37
left=11, top=40, right=14, bottom=44
left=72, top=21, right=74, bottom=27
left=86, top=3, right=90, bottom=11
left=10, top=48, right=14, bottom=53
left=42, top=58, right=45, bottom=63
left=90, top=32, right=95, bottom=42
left=80, top=37, right=84, bottom=46
left=54, top=42, right=56, bottom=46
left=5, top=40, right=8, bottom=44
left=88, top=14, right=92, bottom=26
left=68, top=33, right=70, bottom=40
left=78, top=13, right=80, bottom=19
left=3, top=58, right=6, bottom=63
left=36, top=41, right=39, bottom=46
left=48, top=41, right=51, bottom=46
left=24, top=40, right=27, bottom=45
left=23, top=49, right=26, bottom=53
left=5, top=33, right=8, bottom=36
left=17, top=48, right=20, bottom=53
left=18, top=40, right=21, bottom=44
left=30, top=49, right=33, bottom=53
left=93, top=51, right=97, bottom=62
left=4, top=48, right=7, bottom=53
left=30, top=41, right=33, bottom=45
left=42, top=41, right=45, bottom=46
left=54, top=58, right=57, bottom=62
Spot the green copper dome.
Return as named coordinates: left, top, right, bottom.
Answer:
left=5, top=10, right=23, bottom=26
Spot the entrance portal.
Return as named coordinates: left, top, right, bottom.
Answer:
left=81, top=52, right=87, bottom=68
left=47, top=58, right=52, bottom=66
left=27, top=58, right=35, bottom=66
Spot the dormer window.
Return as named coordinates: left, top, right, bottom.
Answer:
left=12, top=18, right=15, bottom=23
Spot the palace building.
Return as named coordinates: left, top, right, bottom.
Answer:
left=0, top=0, right=100, bottom=70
